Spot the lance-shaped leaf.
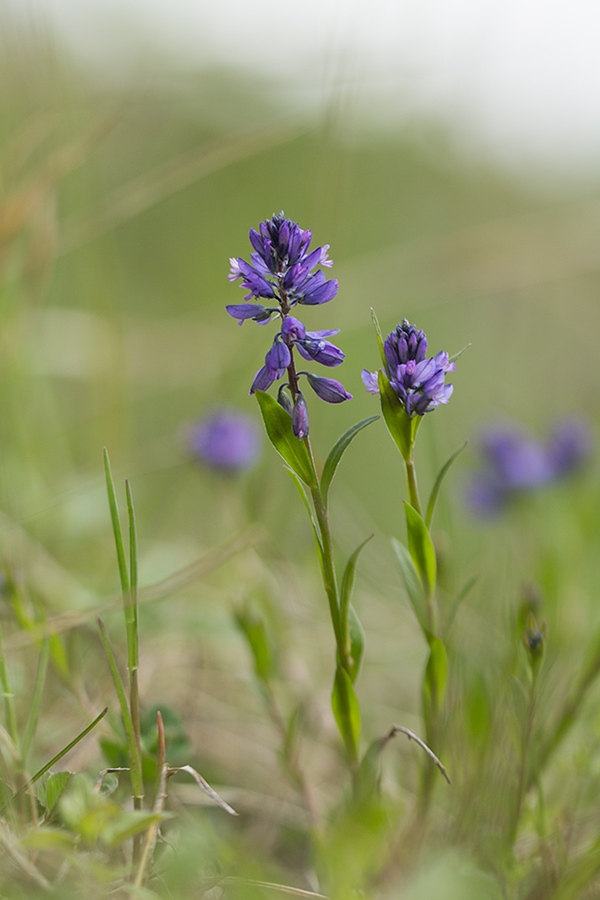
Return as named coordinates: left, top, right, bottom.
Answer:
left=370, top=307, right=387, bottom=370
left=391, top=537, right=428, bottom=634
left=235, top=606, right=274, bottom=683
left=339, top=535, right=372, bottom=682
left=331, top=665, right=361, bottom=759
left=423, top=637, right=447, bottom=723
left=321, top=417, right=379, bottom=506
left=425, top=441, right=467, bottom=528
left=378, top=370, right=420, bottom=462
left=404, top=502, right=436, bottom=597
left=255, top=390, right=317, bottom=488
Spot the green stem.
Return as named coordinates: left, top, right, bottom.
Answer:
left=509, top=668, right=538, bottom=846
left=304, top=437, right=357, bottom=768
left=405, top=452, right=422, bottom=516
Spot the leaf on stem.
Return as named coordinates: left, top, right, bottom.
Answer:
left=103, top=448, right=130, bottom=596
left=404, top=502, right=436, bottom=597
left=320, top=417, right=379, bottom=506
left=234, top=607, right=274, bottom=683
left=255, top=390, right=317, bottom=488
left=425, top=441, right=467, bottom=528
left=377, top=371, right=419, bottom=462
left=339, top=536, right=373, bottom=682
left=370, top=308, right=387, bottom=370
left=391, top=537, right=428, bottom=635
left=331, top=665, right=361, bottom=759
left=423, top=637, right=447, bottom=723
left=97, top=618, right=144, bottom=802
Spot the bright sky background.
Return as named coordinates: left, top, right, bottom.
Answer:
left=9, top=0, right=600, bottom=177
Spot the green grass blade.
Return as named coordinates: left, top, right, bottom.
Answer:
left=97, top=618, right=144, bottom=803
left=125, top=479, right=142, bottom=774
left=103, top=448, right=129, bottom=596
left=21, top=638, right=51, bottom=766
left=23, top=707, right=108, bottom=791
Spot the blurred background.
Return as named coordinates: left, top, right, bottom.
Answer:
left=0, top=0, right=599, bottom=888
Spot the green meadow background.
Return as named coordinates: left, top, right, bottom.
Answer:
left=1, top=13, right=600, bottom=898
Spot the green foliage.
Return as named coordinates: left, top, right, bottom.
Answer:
left=404, top=501, right=437, bottom=598
left=331, top=665, right=361, bottom=759
left=320, top=415, right=379, bottom=505
left=255, top=390, right=317, bottom=488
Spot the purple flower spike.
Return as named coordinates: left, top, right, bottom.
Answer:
left=189, top=409, right=261, bottom=472
left=292, top=392, right=309, bottom=439
left=364, top=318, right=454, bottom=418
left=303, top=372, right=352, bottom=403
left=228, top=212, right=350, bottom=414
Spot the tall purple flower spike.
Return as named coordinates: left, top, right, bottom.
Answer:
left=362, top=318, right=454, bottom=417
left=227, top=213, right=352, bottom=437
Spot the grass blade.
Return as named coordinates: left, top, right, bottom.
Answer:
left=21, top=638, right=51, bottom=765
left=103, top=448, right=129, bottom=596
left=97, top=618, right=144, bottom=803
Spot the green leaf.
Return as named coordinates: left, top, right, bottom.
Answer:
left=235, top=607, right=273, bottom=682
left=21, top=637, right=51, bottom=765
left=45, top=772, right=73, bottom=816
left=339, top=535, right=372, bottom=681
left=346, top=606, right=366, bottom=684
left=97, top=618, right=144, bottom=802
left=370, top=308, right=387, bottom=369
left=286, top=468, right=322, bottom=559
left=391, top=537, right=428, bottom=634
left=449, top=342, right=472, bottom=364
left=321, top=417, right=379, bottom=505
left=446, top=574, right=478, bottom=634
left=103, top=448, right=129, bottom=595
left=404, top=502, right=436, bottom=597
left=423, top=637, right=447, bottom=721
left=255, top=390, right=317, bottom=487
left=378, top=370, right=415, bottom=462
left=425, top=441, right=467, bottom=528
left=102, top=810, right=171, bottom=848
left=331, top=665, right=361, bottom=758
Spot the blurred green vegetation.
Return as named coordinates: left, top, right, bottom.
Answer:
left=1, top=11, right=600, bottom=899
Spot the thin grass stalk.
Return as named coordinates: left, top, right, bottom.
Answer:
left=21, top=637, right=51, bottom=766
left=97, top=619, right=144, bottom=807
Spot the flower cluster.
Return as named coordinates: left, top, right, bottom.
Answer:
left=227, top=213, right=351, bottom=438
left=362, top=319, right=455, bottom=416
left=467, top=418, right=592, bottom=515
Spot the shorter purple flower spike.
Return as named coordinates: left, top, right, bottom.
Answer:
left=302, top=372, right=352, bottom=403
left=189, top=409, right=261, bottom=472
left=364, top=320, right=454, bottom=418
left=292, top=392, right=309, bottom=439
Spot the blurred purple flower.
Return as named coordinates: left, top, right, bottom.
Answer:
left=189, top=409, right=261, bottom=472
left=467, top=418, right=593, bottom=516
left=362, top=319, right=455, bottom=417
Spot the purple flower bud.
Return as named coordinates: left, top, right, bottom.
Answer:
left=303, top=372, right=352, bottom=403
left=292, top=392, right=309, bottom=439
left=277, top=384, right=293, bottom=415
left=189, top=409, right=261, bottom=472
left=265, top=337, right=291, bottom=376
left=296, top=338, right=344, bottom=366
left=250, top=365, right=278, bottom=394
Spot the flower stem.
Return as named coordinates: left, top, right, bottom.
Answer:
left=405, top=452, right=422, bottom=516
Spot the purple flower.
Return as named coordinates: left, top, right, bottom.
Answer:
left=189, top=409, right=261, bottom=472
left=302, top=372, right=353, bottom=403
left=363, top=319, right=455, bottom=417
left=292, top=392, right=309, bottom=439
left=228, top=213, right=352, bottom=436
left=466, top=418, right=593, bottom=516
left=228, top=212, right=338, bottom=308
